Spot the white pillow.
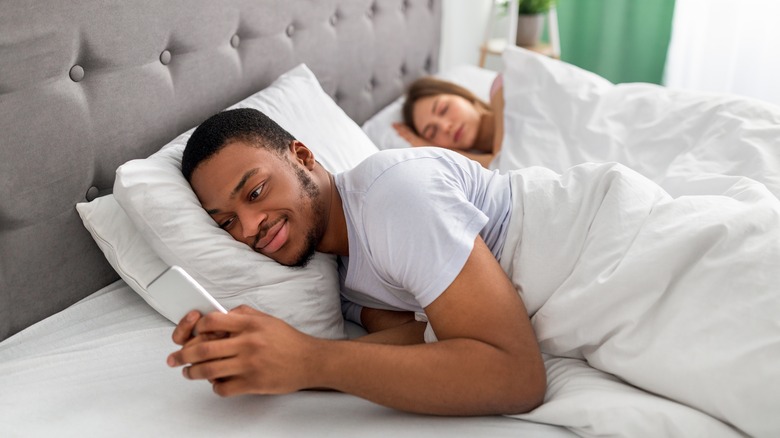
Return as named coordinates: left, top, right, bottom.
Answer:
left=85, top=64, right=378, bottom=339
left=76, top=196, right=174, bottom=322
left=361, top=65, right=498, bottom=150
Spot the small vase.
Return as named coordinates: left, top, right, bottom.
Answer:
left=516, top=13, right=544, bottom=47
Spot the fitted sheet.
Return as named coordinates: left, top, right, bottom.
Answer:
left=0, top=280, right=573, bottom=437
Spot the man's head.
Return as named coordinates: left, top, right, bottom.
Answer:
left=182, top=108, right=329, bottom=268
left=182, top=108, right=295, bottom=181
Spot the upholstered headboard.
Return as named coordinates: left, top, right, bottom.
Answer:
left=0, top=0, right=441, bottom=341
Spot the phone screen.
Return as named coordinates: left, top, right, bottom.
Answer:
left=146, top=266, right=228, bottom=324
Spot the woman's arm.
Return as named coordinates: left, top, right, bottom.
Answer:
left=393, top=122, right=494, bottom=168
left=392, top=122, right=430, bottom=147
left=489, top=76, right=505, bottom=156
left=453, top=150, right=494, bottom=168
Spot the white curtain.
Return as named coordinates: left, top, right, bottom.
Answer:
left=663, top=0, right=780, bottom=107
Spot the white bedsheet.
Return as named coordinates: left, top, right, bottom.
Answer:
left=0, top=280, right=573, bottom=437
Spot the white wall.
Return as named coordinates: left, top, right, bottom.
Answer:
left=439, top=0, right=501, bottom=72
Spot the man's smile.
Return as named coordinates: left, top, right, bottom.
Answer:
left=254, top=217, right=288, bottom=254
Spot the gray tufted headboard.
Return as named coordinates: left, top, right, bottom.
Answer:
left=0, top=0, right=441, bottom=341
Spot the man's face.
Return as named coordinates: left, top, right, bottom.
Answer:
left=190, top=141, right=327, bottom=267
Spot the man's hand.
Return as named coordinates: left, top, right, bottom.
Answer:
left=166, top=238, right=544, bottom=416
left=167, top=305, right=321, bottom=396
left=171, top=310, right=201, bottom=346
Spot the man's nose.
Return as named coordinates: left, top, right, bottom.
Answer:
left=238, top=208, right=267, bottom=240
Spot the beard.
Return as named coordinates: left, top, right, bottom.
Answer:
left=285, top=161, right=328, bottom=268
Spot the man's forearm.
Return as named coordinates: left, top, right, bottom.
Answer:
left=311, top=336, right=545, bottom=416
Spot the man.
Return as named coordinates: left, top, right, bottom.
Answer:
left=166, top=108, right=546, bottom=415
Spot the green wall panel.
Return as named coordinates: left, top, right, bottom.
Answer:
left=555, top=0, right=676, bottom=84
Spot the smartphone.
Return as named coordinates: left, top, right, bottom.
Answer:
left=147, top=265, right=228, bottom=323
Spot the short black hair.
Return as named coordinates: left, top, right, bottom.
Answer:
left=181, top=108, right=296, bottom=181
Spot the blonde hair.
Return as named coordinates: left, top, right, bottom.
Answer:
left=401, top=77, right=491, bottom=135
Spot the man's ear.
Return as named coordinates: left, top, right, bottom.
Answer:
left=289, top=140, right=316, bottom=170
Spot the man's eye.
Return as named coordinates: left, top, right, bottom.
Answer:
left=440, top=104, right=448, bottom=115
left=249, top=183, right=264, bottom=201
left=220, top=217, right=236, bottom=230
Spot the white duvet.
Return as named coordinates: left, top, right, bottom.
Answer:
left=501, top=163, right=779, bottom=436
left=493, top=47, right=780, bottom=436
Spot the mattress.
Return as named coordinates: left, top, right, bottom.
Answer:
left=0, top=280, right=573, bottom=437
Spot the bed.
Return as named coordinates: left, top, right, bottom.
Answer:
left=0, top=1, right=568, bottom=436
left=2, top=1, right=779, bottom=437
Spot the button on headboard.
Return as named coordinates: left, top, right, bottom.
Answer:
left=0, top=0, right=442, bottom=341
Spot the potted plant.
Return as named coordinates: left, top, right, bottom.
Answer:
left=502, top=0, right=556, bottom=47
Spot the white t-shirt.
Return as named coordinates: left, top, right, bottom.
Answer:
left=335, top=148, right=512, bottom=314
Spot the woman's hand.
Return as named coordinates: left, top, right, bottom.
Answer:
left=392, top=122, right=430, bottom=147
left=167, top=305, right=322, bottom=396
left=394, top=121, right=493, bottom=168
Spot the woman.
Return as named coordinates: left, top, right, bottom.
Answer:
left=393, top=75, right=504, bottom=168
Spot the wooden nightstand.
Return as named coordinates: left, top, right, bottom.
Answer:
left=479, top=1, right=560, bottom=67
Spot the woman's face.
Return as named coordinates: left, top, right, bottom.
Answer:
left=412, top=94, right=482, bottom=150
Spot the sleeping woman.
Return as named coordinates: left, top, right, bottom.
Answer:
left=392, top=75, right=504, bottom=168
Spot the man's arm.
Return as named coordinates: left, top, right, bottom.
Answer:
left=353, top=307, right=425, bottom=345
left=167, top=236, right=545, bottom=416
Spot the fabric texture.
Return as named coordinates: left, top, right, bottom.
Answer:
left=511, top=355, right=741, bottom=437
left=76, top=196, right=170, bottom=315
left=486, top=46, right=780, bottom=437
left=496, top=46, right=780, bottom=200
left=501, top=162, right=780, bottom=437
left=336, top=147, right=511, bottom=311
left=101, top=64, right=380, bottom=338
